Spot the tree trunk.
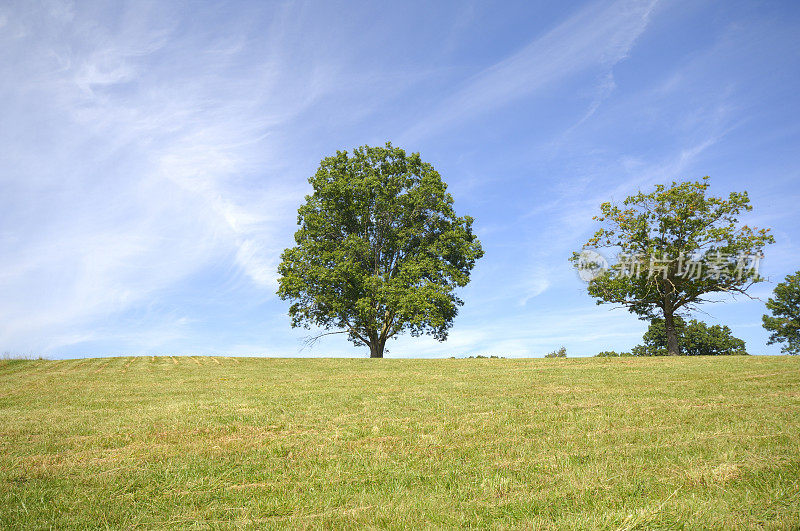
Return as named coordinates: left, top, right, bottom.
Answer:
left=664, top=311, right=680, bottom=356
left=369, top=341, right=385, bottom=358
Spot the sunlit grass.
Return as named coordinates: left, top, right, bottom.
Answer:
left=1, top=356, right=798, bottom=528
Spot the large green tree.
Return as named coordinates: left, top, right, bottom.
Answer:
left=762, top=271, right=800, bottom=354
left=277, top=143, right=483, bottom=358
left=573, top=178, right=773, bottom=356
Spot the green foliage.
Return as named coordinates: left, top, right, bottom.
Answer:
left=630, top=345, right=649, bottom=357
left=544, top=346, right=567, bottom=358
left=595, top=350, right=632, bottom=357
left=573, top=177, right=773, bottom=355
left=762, top=271, right=800, bottom=355
left=634, top=317, right=748, bottom=356
left=277, top=143, right=483, bottom=357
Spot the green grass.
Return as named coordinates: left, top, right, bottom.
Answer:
left=1, top=356, right=798, bottom=529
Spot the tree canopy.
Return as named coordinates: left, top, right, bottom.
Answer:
left=277, top=143, right=483, bottom=358
left=573, top=177, right=773, bottom=355
left=762, top=271, right=800, bottom=355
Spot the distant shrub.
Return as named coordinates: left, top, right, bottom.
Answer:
left=452, top=355, right=507, bottom=359
left=595, top=350, right=632, bottom=357
left=635, top=317, right=748, bottom=356
left=544, top=346, right=567, bottom=358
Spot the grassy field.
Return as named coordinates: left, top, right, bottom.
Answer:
left=0, top=356, right=798, bottom=529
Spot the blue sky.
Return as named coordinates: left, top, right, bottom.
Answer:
left=1, top=0, right=799, bottom=359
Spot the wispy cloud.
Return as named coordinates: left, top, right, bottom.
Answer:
left=0, top=1, right=362, bottom=352
left=402, top=0, right=658, bottom=141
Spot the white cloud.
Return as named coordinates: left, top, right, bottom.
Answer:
left=519, top=269, right=552, bottom=306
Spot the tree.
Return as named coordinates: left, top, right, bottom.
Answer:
left=573, top=178, right=773, bottom=355
left=544, top=346, right=567, bottom=358
left=762, top=271, right=800, bottom=354
left=636, top=317, right=748, bottom=356
left=277, top=143, right=484, bottom=358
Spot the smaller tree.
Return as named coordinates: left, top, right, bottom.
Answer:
left=636, top=317, right=747, bottom=356
left=544, top=346, right=567, bottom=358
left=762, top=271, right=800, bottom=354
left=573, top=178, right=773, bottom=355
